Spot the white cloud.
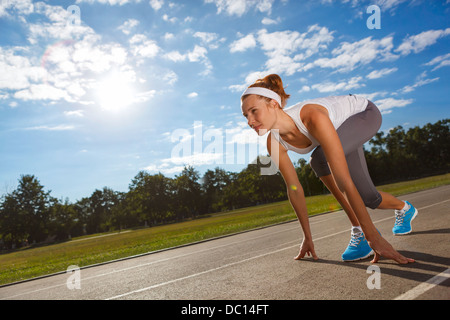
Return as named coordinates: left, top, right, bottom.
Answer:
left=232, top=25, right=335, bottom=78
left=163, top=70, right=178, bottom=85
left=194, top=32, right=218, bottom=44
left=229, top=34, right=257, bottom=53
left=164, top=153, right=223, bottom=166
left=367, top=67, right=398, bottom=79
left=133, top=90, right=157, bottom=103
left=0, top=0, right=34, bottom=18
left=149, top=0, right=164, bottom=11
left=356, top=91, right=389, bottom=102
left=258, top=25, right=334, bottom=74
left=64, top=110, right=85, bottom=117
left=375, top=0, right=407, bottom=11
left=261, top=17, right=280, bottom=25
left=188, top=45, right=208, bottom=62
left=265, top=54, right=303, bottom=76
left=204, top=0, right=275, bottom=17
left=129, top=34, right=160, bottom=59
left=228, top=71, right=266, bottom=92
left=164, top=32, right=174, bottom=40
left=194, top=32, right=226, bottom=49
left=0, top=2, right=146, bottom=107
left=75, top=0, right=137, bottom=5
left=24, top=124, right=76, bottom=131
left=424, top=53, right=450, bottom=71
left=14, top=84, right=72, bottom=101
left=305, top=35, right=397, bottom=73
left=143, top=163, right=186, bottom=175
left=27, top=2, right=97, bottom=44
left=118, top=19, right=140, bottom=35
left=229, top=25, right=335, bottom=91
left=396, top=28, right=450, bottom=55
left=299, top=85, right=311, bottom=93
left=0, top=47, right=47, bottom=90
left=311, top=76, right=365, bottom=93
left=319, top=0, right=407, bottom=11
left=71, top=41, right=128, bottom=74
left=373, top=97, right=413, bottom=114
left=400, top=72, right=439, bottom=93
left=188, top=92, right=198, bottom=98
left=165, top=46, right=208, bottom=63
left=165, top=50, right=186, bottom=62
left=164, top=45, right=212, bottom=75
left=162, top=14, right=177, bottom=23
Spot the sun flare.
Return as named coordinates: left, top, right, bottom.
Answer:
left=96, top=73, right=135, bottom=112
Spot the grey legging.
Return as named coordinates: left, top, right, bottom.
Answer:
left=309, top=100, right=382, bottom=209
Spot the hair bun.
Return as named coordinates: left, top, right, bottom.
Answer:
left=251, top=74, right=290, bottom=108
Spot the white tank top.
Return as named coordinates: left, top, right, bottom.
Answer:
left=272, top=94, right=369, bottom=154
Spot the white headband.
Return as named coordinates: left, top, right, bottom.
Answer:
left=241, top=87, right=282, bottom=108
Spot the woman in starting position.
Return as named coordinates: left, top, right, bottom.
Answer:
left=241, top=74, right=418, bottom=264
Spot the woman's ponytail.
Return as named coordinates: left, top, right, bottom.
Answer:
left=248, top=74, right=290, bottom=108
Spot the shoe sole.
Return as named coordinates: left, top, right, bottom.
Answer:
left=393, top=208, right=418, bottom=236
left=342, top=250, right=374, bottom=262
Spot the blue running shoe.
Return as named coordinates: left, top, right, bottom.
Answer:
left=392, top=201, right=418, bottom=235
left=342, top=229, right=374, bottom=262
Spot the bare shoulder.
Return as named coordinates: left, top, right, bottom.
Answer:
left=301, top=103, right=328, bottom=117
left=301, top=104, right=329, bottom=129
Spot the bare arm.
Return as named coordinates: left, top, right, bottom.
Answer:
left=302, top=105, right=413, bottom=264
left=301, top=106, right=379, bottom=238
left=267, top=132, right=317, bottom=259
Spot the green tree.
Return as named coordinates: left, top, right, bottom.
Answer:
left=128, top=171, right=175, bottom=226
left=84, top=187, right=121, bottom=233
left=202, top=167, right=232, bottom=213
left=0, top=175, right=53, bottom=247
left=174, top=166, right=202, bottom=220
left=48, top=198, right=77, bottom=241
left=0, top=192, right=26, bottom=248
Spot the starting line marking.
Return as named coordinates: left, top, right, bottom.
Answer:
left=394, top=268, right=450, bottom=300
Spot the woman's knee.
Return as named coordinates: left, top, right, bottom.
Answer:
left=310, top=148, right=330, bottom=177
left=362, top=191, right=382, bottom=209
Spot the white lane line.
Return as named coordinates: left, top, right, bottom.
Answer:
left=1, top=212, right=343, bottom=299
left=415, top=199, right=450, bottom=210
left=3, top=198, right=449, bottom=300
left=105, top=229, right=352, bottom=300
left=105, top=199, right=450, bottom=300
left=0, top=222, right=303, bottom=299
left=105, top=242, right=298, bottom=300
left=394, top=268, right=450, bottom=300
left=104, top=214, right=393, bottom=300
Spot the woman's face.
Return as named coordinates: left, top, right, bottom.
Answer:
left=241, top=95, right=276, bottom=136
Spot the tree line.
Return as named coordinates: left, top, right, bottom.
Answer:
left=1, top=119, right=448, bottom=249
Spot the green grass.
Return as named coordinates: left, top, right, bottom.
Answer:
left=1, top=173, right=449, bottom=286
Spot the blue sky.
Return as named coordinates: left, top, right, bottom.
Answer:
left=1, top=0, right=449, bottom=202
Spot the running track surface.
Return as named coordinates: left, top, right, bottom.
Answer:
left=1, top=185, right=449, bottom=301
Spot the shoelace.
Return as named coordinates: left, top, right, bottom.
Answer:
left=394, top=210, right=406, bottom=225
left=348, top=232, right=363, bottom=247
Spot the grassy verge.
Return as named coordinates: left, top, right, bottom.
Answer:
left=1, top=173, right=449, bottom=286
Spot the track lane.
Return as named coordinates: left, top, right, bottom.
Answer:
left=1, top=185, right=449, bottom=300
